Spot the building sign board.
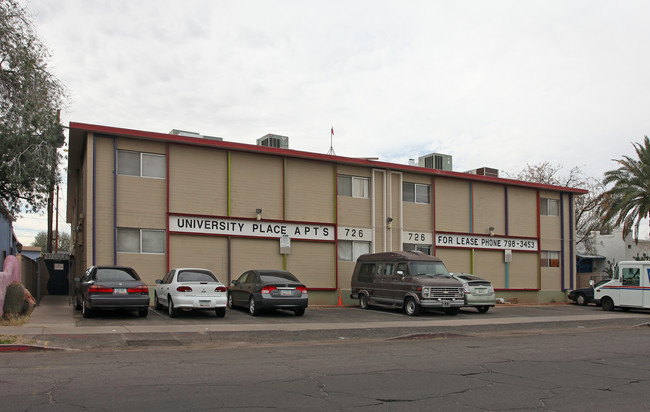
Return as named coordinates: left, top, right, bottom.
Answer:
left=435, top=233, right=538, bottom=251
left=169, top=216, right=335, bottom=241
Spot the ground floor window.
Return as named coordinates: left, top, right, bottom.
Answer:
left=338, top=240, right=371, bottom=261
left=117, top=228, right=165, bottom=253
left=541, top=250, right=560, bottom=267
left=403, top=243, right=431, bottom=255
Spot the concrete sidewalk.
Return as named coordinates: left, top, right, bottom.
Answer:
left=1, top=295, right=648, bottom=351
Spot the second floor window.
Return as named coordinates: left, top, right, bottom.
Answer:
left=403, top=182, right=430, bottom=204
left=540, top=198, right=559, bottom=216
left=338, top=175, right=369, bottom=198
left=117, top=150, right=166, bottom=178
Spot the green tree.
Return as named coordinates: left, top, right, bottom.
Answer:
left=507, top=162, right=606, bottom=252
left=1, top=0, right=67, bottom=217
left=600, top=136, right=650, bottom=243
left=31, top=230, right=70, bottom=252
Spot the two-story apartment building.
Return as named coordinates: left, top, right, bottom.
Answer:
left=66, top=122, right=587, bottom=304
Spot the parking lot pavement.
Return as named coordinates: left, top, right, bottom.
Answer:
left=2, top=296, right=648, bottom=351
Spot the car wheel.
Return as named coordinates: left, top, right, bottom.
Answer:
left=249, top=296, right=259, bottom=316
left=215, top=307, right=226, bottom=318
left=359, top=294, right=369, bottom=310
left=74, top=296, right=82, bottom=310
left=168, top=296, right=178, bottom=318
left=601, top=296, right=615, bottom=311
left=444, top=307, right=460, bottom=316
left=294, top=308, right=305, bottom=316
left=82, top=300, right=92, bottom=318
left=138, top=307, right=148, bottom=318
left=404, top=297, right=421, bottom=316
left=228, top=293, right=234, bottom=309
left=154, top=292, right=162, bottom=310
left=575, top=293, right=587, bottom=306
left=476, top=306, right=489, bottom=313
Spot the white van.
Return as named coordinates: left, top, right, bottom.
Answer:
left=592, top=261, right=650, bottom=311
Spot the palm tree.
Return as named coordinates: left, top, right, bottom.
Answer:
left=600, top=136, right=650, bottom=242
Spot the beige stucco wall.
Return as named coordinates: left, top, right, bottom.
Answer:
left=372, top=170, right=387, bottom=252
left=230, top=152, right=284, bottom=220
left=474, top=182, right=506, bottom=237
left=117, top=253, right=166, bottom=287
left=507, top=186, right=537, bottom=238
left=508, top=252, right=539, bottom=289
left=474, top=250, right=507, bottom=288
left=93, top=136, right=115, bottom=263
left=230, top=238, right=284, bottom=282
left=435, top=248, right=471, bottom=273
left=169, top=234, right=229, bottom=282
left=435, top=177, right=471, bottom=233
left=169, top=144, right=227, bottom=216
left=286, top=241, right=336, bottom=289
left=285, top=158, right=335, bottom=223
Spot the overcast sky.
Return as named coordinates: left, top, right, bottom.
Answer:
left=13, top=0, right=650, bottom=245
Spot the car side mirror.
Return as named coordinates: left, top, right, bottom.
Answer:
left=155, top=279, right=162, bottom=284
left=232, top=280, right=239, bottom=286
left=589, top=280, right=594, bottom=287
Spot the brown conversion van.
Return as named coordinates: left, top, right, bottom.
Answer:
left=350, top=251, right=464, bottom=316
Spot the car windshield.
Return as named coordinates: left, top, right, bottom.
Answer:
left=178, top=270, right=218, bottom=283
left=260, top=272, right=299, bottom=283
left=96, top=268, right=139, bottom=281
left=410, top=262, right=450, bottom=277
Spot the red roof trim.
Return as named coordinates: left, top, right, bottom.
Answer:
left=69, top=122, right=589, bottom=194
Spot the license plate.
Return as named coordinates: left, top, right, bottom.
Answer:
left=475, top=288, right=486, bottom=294
left=442, top=301, right=450, bottom=307
left=280, top=290, right=293, bottom=296
left=199, top=300, right=210, bottom=307
left=114, top=288, right=127, bottom=295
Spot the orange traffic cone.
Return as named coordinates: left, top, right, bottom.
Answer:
left=337, top=289, right=343, bottom=306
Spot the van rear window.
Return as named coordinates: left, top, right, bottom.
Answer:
left=358, top=263, right=375, bottom=283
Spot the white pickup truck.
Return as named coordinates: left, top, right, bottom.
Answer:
left=592, top=261, right=650, bottom=311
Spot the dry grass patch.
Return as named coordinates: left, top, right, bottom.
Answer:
left=0, top=314, right=30, bottom=327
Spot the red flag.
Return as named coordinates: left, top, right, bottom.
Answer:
left=331, top=127, right=334, bottom=136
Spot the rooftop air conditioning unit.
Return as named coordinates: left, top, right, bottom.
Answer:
left=257, top=134, right=289, bottom=149
left=418, top=153, right=452, bottom=171
left=466, top=167, right=499, bottom=177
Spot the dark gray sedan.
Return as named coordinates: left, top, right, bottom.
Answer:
left=74, top=266, right=150, bottom=318
left=228, top=270, right=308, bottom=316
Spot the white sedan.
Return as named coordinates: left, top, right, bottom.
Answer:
left=154, top=268, right=227, bottom=317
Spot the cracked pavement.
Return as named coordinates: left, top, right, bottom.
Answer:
left=1, top=325, right=649, bottom=411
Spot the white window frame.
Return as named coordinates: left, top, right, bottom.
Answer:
left=540, top=198, right=559, bottom=216
left=338, top=240, right=371, bottom=261
left=337, top=175, right=370, bottom=198
left=117, top=150, right=166, bottom=179
left=117, top=228, right=165, bottom=254
left=403, top=182, right=430, bottom=204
